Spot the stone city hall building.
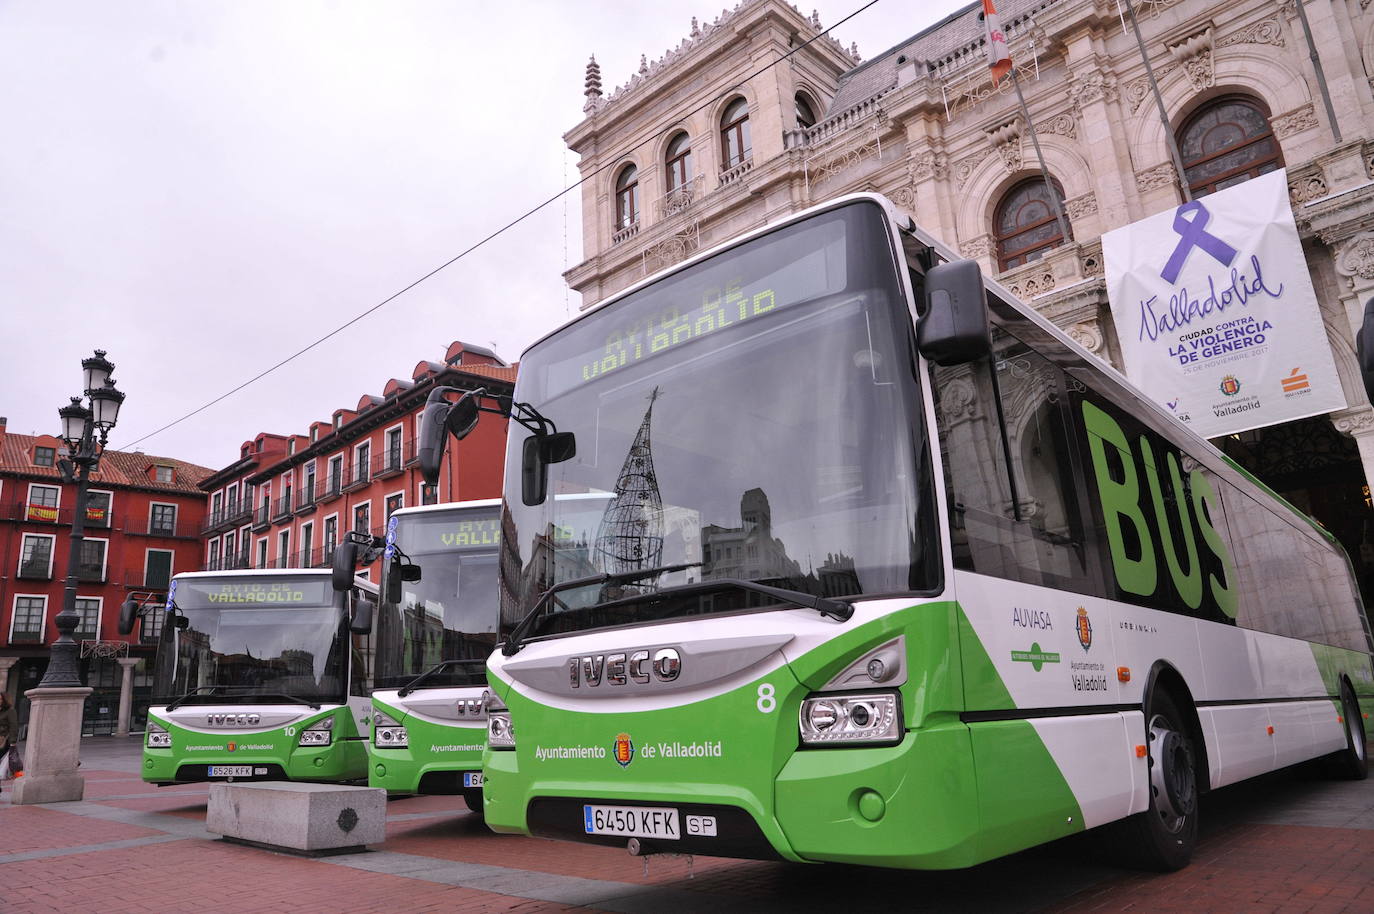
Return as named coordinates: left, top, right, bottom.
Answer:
left=564, top=0, right=1374, bottom=601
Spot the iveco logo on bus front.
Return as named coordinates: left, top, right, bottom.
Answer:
left=568, top=647, right=682, bottom=688
left=206, top=713, right=261, bottom=727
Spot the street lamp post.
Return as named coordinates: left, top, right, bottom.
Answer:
left=41, top=352, right=125, bottom=687
left=12, top=350, right=124, bottom=805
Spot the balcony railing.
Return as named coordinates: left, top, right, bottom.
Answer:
left=294, top=482, right=319, bottom=515
left=76, top=562, right=105, bottom=584
left=251, top=503, right=271, bottom=532
left=374, top=446, right=405, bottom=479
left=342, top=460, right=370, bottom=492
left=718, top=158, right=753, bottom=187
left=271, top=493, right=294, bottom=523
left=1, top=502, right=109, bottom=526
left=200, top=549, right=252, bottom=572
left=612, top=220, right=641, bottom=246
left=9, top=627, right=43, bottom=644
left=135, top=517, right=200, bottom=539
left=124, top=570, right=172, bottom=590
left=201, top=498, right=251, bottom=534
left=320, top=471, right=344, bottom=503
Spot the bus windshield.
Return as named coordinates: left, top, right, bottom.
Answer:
left=375, top=506, right=502, bottom=689
left=502, top=201, right=938, bottom=641
left=155, top=573, right=346, bottom=705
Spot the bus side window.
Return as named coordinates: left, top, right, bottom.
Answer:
left=931, top=327, right=1093, bottom=593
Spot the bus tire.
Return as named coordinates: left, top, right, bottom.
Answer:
left=463, top=788, right=485, bottom=819
left=1327, top=683, right=1368, bottom=781
left=1118, top=691, right=1199, bottom=871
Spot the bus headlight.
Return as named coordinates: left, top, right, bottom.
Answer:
left=799, top=691, right=901, bottom=745
left=299, top=716, right=334, bottom=747
left=373, top=710, right=408, bottom=749
left=146, top=720, right=172, bottom=749
left=488, top=711, right=515, bottom=749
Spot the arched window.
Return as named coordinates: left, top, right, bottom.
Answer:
left=1177, top=96, right=1282, bottom=197
left=795, top=92, right=818, bottom=129
left=615, top=164, right=639, bottom=230
left=994, top=177, right=1070, bottom=271
left=721, top=98, right=752, bottom=170
left=665, top=132, right=692, bottom=195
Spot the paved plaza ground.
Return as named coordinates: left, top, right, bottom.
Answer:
left=1, top=736, right=1372, bottom=913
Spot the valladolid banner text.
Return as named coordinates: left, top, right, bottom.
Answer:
left=1102, top=169, right=1345, bottom=439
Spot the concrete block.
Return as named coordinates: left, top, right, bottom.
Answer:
left=207, top=782, right=386, bottom=854
left=10, top=686, right=92, bottom=805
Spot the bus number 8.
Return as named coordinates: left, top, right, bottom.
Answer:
left=756, top=683, right=776, bottom=713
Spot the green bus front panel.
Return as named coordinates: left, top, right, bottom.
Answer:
left=143, top=709, right=366, bottom=784
left=369, top=696, right=486, bottom=795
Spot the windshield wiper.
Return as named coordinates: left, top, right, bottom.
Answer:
left=502, top=561, right=702, bottom=656
left=165, top=686, right=321, bottom=711
left=397, top=659, right=488, bottom=697
left=166, top=685, right=221, bottom=712
left=588, top=578, right=854, bottom=624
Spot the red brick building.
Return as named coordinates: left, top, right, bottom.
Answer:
left=199, top=341, right=514, bottom=577
left=0, top=418, right=213, bottom=732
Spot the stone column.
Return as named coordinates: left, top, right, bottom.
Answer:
left=115, top=657, right=140, bottom=738
left=0, top=655, right=18, bottom=696
left=1332, top=407, right=1374, bottom=499
left=10, top=685, right=92, bottom=804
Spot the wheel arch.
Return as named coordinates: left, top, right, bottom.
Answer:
left=1141, top=660, right=1212, bottom=795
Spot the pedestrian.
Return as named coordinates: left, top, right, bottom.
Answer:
left=0, top=691, right=20, bottom=791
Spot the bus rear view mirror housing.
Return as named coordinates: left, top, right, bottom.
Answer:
left=522, top=432, right=576, bottom=506
left=350, top=596, right=375, bottom=635
left=332, top=541, right=358, bottom=592
left=118, top=598, right=140, bottom=635
left=918, top=259, right=992, bottom=366
left=384, top=555, right=420, bottom=606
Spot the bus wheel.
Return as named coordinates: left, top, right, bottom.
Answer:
left=1121, top=692, right=1199, bottom=871
left=1327, top=684, right=1368, bottom=781
left=463, top=788, right=485, bottom=819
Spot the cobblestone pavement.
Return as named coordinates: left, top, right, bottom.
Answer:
left=1, top=737, right=1371, bottom=913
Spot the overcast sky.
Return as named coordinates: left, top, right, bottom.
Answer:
left=2, top=0, right=967, bottom=470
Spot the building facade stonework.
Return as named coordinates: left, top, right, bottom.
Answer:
left=564, top=0, right=1374, bottom=598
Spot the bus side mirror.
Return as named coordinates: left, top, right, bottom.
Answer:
left=332, top=542, right=358, bottom=592
left=418, top=388, right=484, bottom=487
left=1358, top=296, right=1374, bottom=405
left=384, top=556, right=405, bottom=605
left=521, top=432, right=576, bottom=506
left=918, top=259, right=992, bottom=366
left=172, top=614, right=190, bottom=630
left=118, top=599, right=140, bottom=635
left=350, top=596, right=375, bottom=635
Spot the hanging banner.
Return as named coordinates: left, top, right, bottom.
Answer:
left=1102, top=168, right=1345, bottom=438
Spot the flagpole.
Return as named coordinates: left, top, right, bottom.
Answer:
left=1121, top=0, right=1192, bottom=202
left=1011, top=68, right=1072, bottom=244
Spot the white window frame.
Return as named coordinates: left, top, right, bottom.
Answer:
left=80, top=536, right=110, bottom=583
left=328, top=454, right=344, bottom=491
left=18, top=532, right=57, bottom=578
left=322, top=512, right=340, bottom=555
left=32, top=444, right=58, bottom=467
left=27, top=482, right=61, bottom=516
left=73, top=595, right=102, bottom=640
left=207, top=536, right=221, bottom=566
left=10, top=593, right=48, bottom=641
left=384, top=423, right=404, bottom=471
left=385, top=489, right=405, bottom=520
left=149, top=501, right=178, bottom=535
left=256, top=537, right=269, bottom=569
left=154, top=465, right=174, bottom=483
left=354, top=440, right=372, bottom=479
left=278, top=529, right=291, bottom=567
left=300, top=521, right=315, bottom=566
left=85, top=487, right=115, bottom=528
left=353, top=498, right=372, bottom=534
left=145, top=548, right=174, bottom=590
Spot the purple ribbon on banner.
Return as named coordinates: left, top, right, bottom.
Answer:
left=1159, top=200, right=1237, bottom=284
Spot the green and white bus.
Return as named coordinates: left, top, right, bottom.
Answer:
left=126, top=568, right=377, bottom=785
left=368, top=500, right=502, bottom=807
left=423, top=194, right=1373, bottom=871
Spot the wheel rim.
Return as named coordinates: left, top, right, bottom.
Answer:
left=1148, top=713, right=1195, bottom=834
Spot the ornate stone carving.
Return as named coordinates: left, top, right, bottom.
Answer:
left=1036, top=113, right=1077, bottom=140
left=1335, top=232, right=1374, bottom=283
left=1067, top=68, right=1118, bottom=112
left=1124, top=64, right=1180, bottom=114
left=1080, top=246, right=1104, bottom=277
left=1067, top=193, right=1098, bottom=220
left=952, top=151, right=990, bottom=189
left=961, top=235, right=993, bottom=260
left=1272, top=104, right=1318, bottom=140
left=910, top=150, right=947, bottom=182
left=1007, top=271, right=1056, bottom=299
left=1168, top=28, right=1214, bottom=92
left=1068, top=322, right=1105, bottom=354
left=1217, top=18, right=1285, bottom=48
left=985, top=119, right=1023, bottom=172
left=1135, top=163, right=1178, bottom=193
left=1332, top=407, right=1374, bottom=438
left=939, top=375, right=980, bottom=422
left=1289, top=169, right=1328, bottom=204
left=889, top=184, right=918, bottom=209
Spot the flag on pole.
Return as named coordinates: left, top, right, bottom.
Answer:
left=983, top=0, right=1012, bottom=86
